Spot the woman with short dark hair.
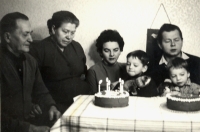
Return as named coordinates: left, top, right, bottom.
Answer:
left=30, top=11, right=90, bottom=114
left=86, top=29, right=127, bottom=94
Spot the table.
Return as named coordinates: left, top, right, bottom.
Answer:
left=51, top=95, right=200, bottom=132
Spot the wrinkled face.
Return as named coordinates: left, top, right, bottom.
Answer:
left=102, top=41, right=121, bottom=65
left=169, top=67, right=190, bottom=87
left=52, top=22, right=76, bottom=48
left=6, top=19, right=33, bottom=55
left=126, top=57, right=147, bottom=77
left=159, top=29, right=183, bottom=57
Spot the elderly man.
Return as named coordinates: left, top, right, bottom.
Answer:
left=147, top=23, right=200, bottom=87
left=1, top=12, right=61, bottom=132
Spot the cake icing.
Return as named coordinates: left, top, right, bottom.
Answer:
left=95, top=90, right=129, bottom=108
left=166, top=93, right=200, bottom=111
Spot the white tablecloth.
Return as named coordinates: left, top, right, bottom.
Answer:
left=51, top=95, right=200, bottom=132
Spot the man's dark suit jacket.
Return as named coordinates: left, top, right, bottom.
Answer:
left=1, top=48, right=56, bottom=132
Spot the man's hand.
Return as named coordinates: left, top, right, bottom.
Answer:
left=29, top=104, right=42, bottom=118
left=135, top=76, right=151, bottom=88
left=49, top=106, right=61, bottom=121
left=29, top=124, right=49, bottom=132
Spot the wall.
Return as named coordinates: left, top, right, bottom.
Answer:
left=0, top=0, right=200, bottom=68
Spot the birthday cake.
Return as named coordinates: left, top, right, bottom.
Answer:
left=166, top=93, right=200, bottom=111
left=95, top=90, right=129, bottom=108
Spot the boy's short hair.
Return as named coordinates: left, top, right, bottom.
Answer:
left=126, top=50, right=149, bottom=66
left=166, top=57, right=189, bottom=72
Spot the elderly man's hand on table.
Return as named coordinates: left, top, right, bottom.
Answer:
left=28, top=105, right=60, bottom=132
left=29, top=104, right=61, bottom=120
left=29, top=104, right=43, bottom=118
left=49, top=106, right=61, bottom=121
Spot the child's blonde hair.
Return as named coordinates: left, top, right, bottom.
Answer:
left=166, top=57, right=189, bottom=72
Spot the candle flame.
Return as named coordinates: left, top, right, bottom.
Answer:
left=99, top=80, right=102, bottom=84
left=106, top=77, right=109, bottom=82
left=121, top=80, right=124, bottom=84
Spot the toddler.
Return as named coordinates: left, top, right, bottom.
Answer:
left=123, top=50, right=158, bottom=97
left=159, top=57, right=200, bottom=97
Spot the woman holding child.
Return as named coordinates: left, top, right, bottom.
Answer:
left=87, top=29, right=158, bottom=97
left=124, top=50, right=158, bottom=97
left=86, top=29, right=128, bottom=94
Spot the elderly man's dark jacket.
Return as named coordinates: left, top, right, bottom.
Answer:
left=1, top=47, right=56, bottom=132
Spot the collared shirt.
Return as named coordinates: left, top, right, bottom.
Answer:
left=171, top=78, right=200, bottom=96
left=159, top=52, right=189, bottom=65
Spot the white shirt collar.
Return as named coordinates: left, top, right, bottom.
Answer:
left=159, top=52, right=189, bottom=65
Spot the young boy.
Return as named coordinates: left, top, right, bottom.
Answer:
left=159, top=57, right=200, bottom=97
left=123, top=50, right=158, bottom=97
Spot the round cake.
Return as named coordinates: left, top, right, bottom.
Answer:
left=166, top=93, right=200, bottom=111
left=95, top=90, right=129, bottom=108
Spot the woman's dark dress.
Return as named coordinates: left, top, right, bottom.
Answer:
left=30, top=36, right=90, bottom=113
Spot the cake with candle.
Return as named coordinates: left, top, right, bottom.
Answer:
left=95, top=90, right=129, bottom=108
left=94, top=78, right=129, bottom=108
left=166, top=93, right=200, bottom=111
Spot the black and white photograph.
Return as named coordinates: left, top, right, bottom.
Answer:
left=0, top=0, right=200, bottom=132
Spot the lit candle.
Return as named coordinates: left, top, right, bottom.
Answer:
left=121, top=80, right=124, bottom=93
left=108, top=80, right=111, bottom=91
left=106, top=77, right=109, bottom=91
left=119, top=78, right=122, bottom=91
left=98, top=80, right=102, bottom=93
left=119, top=78, right=121, bottom=83
left=106, top=77, right=109, bottom=82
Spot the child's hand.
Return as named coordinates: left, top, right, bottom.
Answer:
left=161, top=86, right=171, bottom=97
left=192, top=88, right=200, bottom=95
left=130, top=90, right=137, bottom=96
left=171, top=91, right=181, bottom=96
left=174, top=87, right=180, bottom=92
left=158, top=81, right=172, bottom=96
left=165, top=87, right=171, bottom=93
